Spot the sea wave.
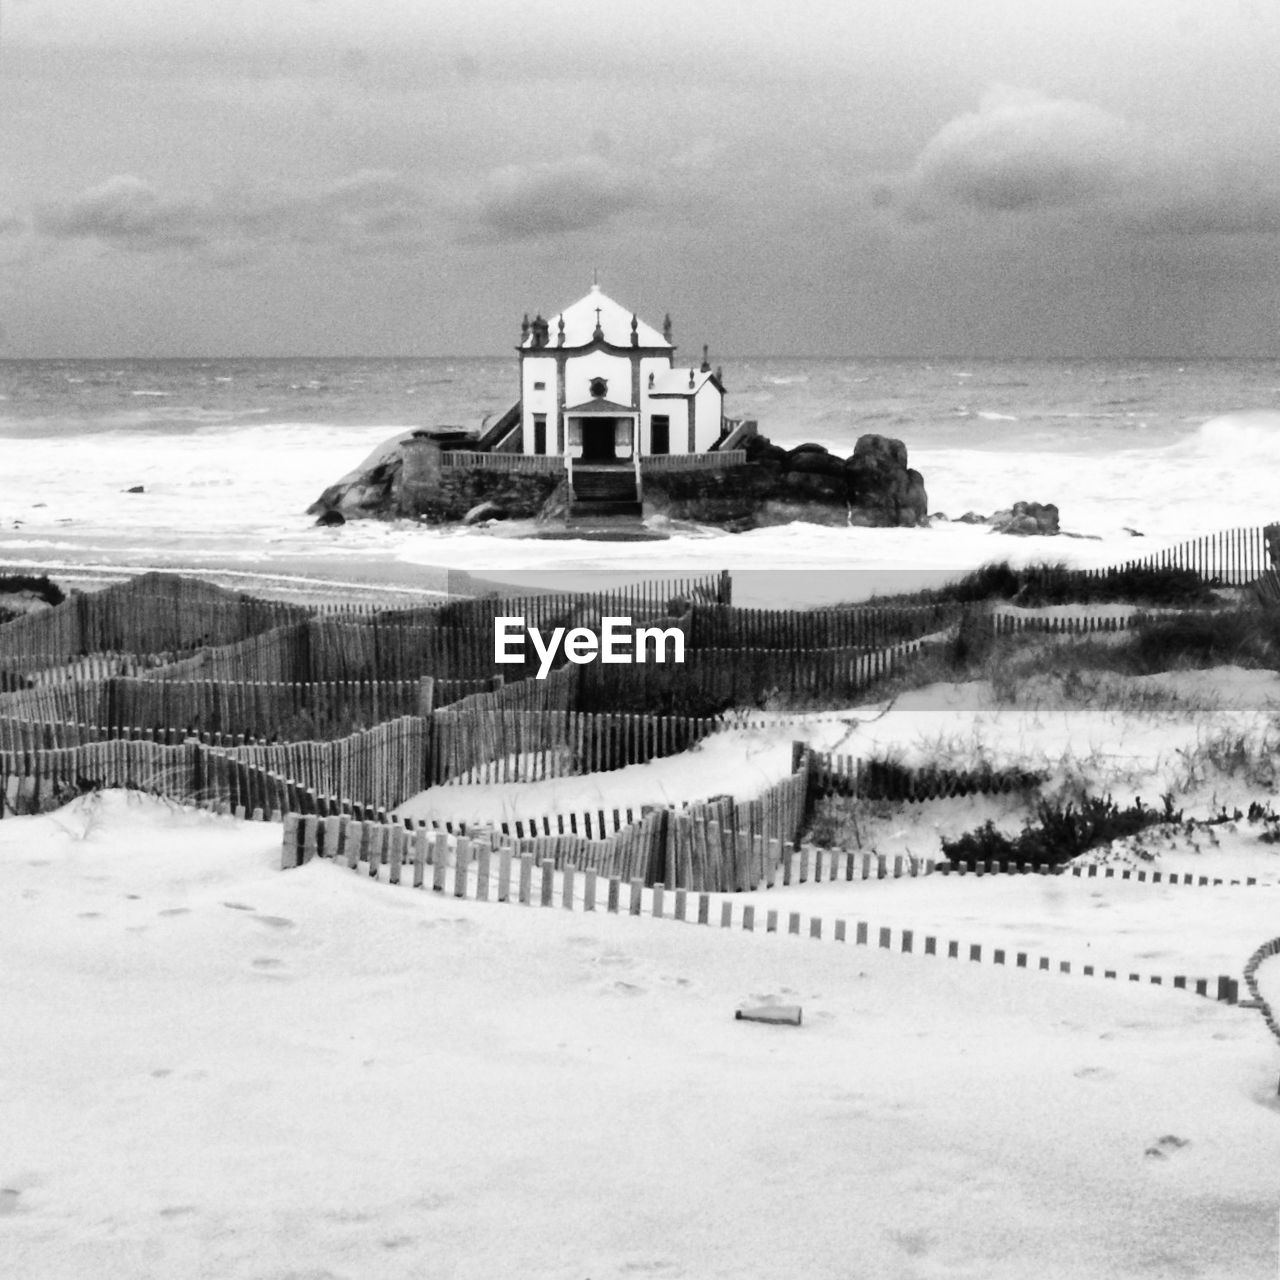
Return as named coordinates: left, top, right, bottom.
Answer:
left=1178, top=410, right=1280, bottom=461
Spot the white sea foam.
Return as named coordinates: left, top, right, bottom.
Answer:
left=0, top=412, right=1273, bottom=605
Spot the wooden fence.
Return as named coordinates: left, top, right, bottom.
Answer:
left=439, top=451, right=564, bottom=473
left=276, top=813, right=1244, bottom=1005
left=1, top=738, right=200, bottom=816
left=208, top=715, right=430, bottom=816
left=0, top=570, right=732, bottom=686
left=427, top=707, right=723, bottom=786
left=641, top=450, right=748, bottom=471
left=0, top=675, right=445, bottom=741
left=664, top=768, right=808, bottom=891
left=0, top=573, right=306, bottom=675
left=1090, top=525, right=1272, bottom=586
left=578, top=638, right=930, bottom=712
left=284, top=808, right=667, bottom=890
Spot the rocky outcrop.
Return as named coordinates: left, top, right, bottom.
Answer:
left=941, top=501, right=1060, bottom=536
left=644, top=432, right=928, bottom=530
left=307, top=431, right=559, bottom=525
left=990, top=501, right=1059, bottom=536
left=309, top=431, right=413, bottom=518
left=308, top=429, right=929, bottom=532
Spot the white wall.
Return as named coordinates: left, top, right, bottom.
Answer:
left=693, top=382, right=725, bottom=452
left=563, top=352, right=632, bottom=409
left=520, top=356, right=556, bottom=453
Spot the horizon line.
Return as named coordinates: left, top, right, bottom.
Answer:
left=2, top=351, right=1277, bottom=363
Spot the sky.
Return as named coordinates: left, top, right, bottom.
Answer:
left=4, top=0, right=1280, bottom=358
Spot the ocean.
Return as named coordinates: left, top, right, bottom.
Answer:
left=3, top=355, right=1280, bottom=605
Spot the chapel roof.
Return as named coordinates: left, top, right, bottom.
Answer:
left=521, top=284, right=671, bottom=351
left=648, top=367, right=719, bottom=398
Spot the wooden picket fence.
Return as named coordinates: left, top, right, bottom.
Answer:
left=0, top=573, right=306, bottom=674
left=0, top=675, right=443, bottom=740
left=641, top=450, right=748, bottom=471
left=284, top=807, right=666, bottom=885
left=1089, top=525, right=1271, bottom=586
left=664, top=768, right=809, bottom=891
left=439, top=451, right=564, bottom=473
left=207, top=715, right=430, bottom=817
left=578, top=637, right=931, bottom=712
left=277, top=813, right=1243, bottom=1005
left=428, top=707, right=722, bottom=785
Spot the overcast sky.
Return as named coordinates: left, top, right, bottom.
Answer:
left=4, top=0, right=1280, bottom=358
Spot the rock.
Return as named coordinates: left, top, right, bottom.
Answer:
left=462, top=501, right=509, bottom=526
left=852, top=433, right=908, bottom=469
left=989, top=501, right=1059, bottom=536
left=307, top=430, right=415, bottom=518
left=957, top=511, right=987, bottom=524
left=309, top=427, right=930, bottom=532
left=844, top=433, right=927, bottom=527
left=314, top=509, right=345, bottom=527
left=125, top=485, right=145, bottom=494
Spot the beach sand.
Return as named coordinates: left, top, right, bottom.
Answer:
left=4, top=643, right=1280, bottom=1277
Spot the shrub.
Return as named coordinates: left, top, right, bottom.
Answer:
left=865, top=561, right=1215, bottom=609
left=941, top=793, right=1182, bottom=869
left=0, top=573, right=65, bottom=608
left=1130, top=610, right=1266, bottom=672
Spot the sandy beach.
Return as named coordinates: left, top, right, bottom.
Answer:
left=4, top=580, right=1280, bottom=1277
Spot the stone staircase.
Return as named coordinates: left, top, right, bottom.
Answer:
left=568, top=465, right=642, bottom=521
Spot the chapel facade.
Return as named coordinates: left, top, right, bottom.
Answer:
left=517, top=284, right=725, bottom=463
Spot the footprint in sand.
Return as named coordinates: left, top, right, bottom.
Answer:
left=1145, top=1134, right=1191, bottom=1159
left=1073, top=1066, right=1115, bottom=1081
left=611, top=980, right=645, bottom=996
left=253, top=915, right=295, bottom=929
left=158, top=908, right=190, bottom=917
left=221, top=902, right=253, bottom=912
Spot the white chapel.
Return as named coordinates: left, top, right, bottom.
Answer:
left=516, top=284, right=726, bottom=462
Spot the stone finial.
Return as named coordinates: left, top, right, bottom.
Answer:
left=630, top=314, right=639, bottom=346
left=663, top=313, right=673, bottom=343
left=715, top=365, right=723, bottom=383
left=701, top=343, right=711, bottom=372
left=557, top=316, right=565, bottom=346
left=593, top=306, right=604, bottom=342
left=521, top=313, right=530, bottom=341
left=648, top=371, right=655, bottom=389
left=688, top=367, right=696, bottom=388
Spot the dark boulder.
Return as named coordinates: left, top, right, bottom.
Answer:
left=990, top=501, right=1059, bottom=536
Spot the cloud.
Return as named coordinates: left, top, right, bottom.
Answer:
left=460, top=155, right=649, bottom=243
left=890, top=85, right=1280, bottom=237
left=32, top=171, right=437, bottom=256
left=899, top=86, right=1142, bottom=215
left=35, top=175, right=207, bottom=248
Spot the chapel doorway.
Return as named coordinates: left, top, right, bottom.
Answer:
left=581, top=418, right=618, bottom=462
